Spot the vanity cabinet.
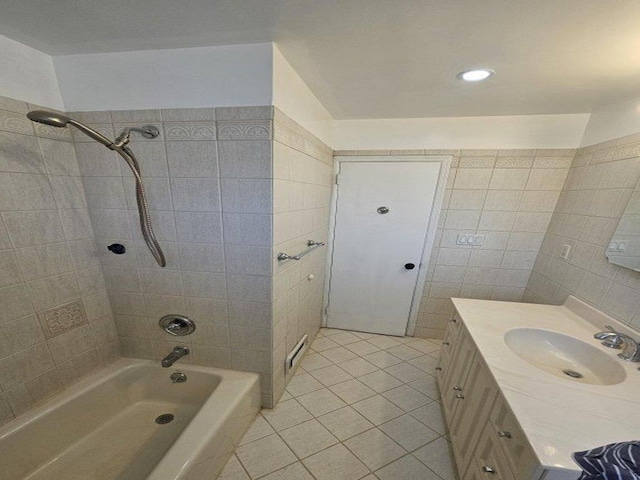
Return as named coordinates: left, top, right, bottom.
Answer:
left=438, top=310, right=545, bottom=480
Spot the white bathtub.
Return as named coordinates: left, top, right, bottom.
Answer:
left=0, top=358, right=260, bottom=480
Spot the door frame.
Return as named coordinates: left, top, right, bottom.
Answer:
left=323, top=155, right=452, bottom=336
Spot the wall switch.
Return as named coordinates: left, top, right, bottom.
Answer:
left=474, top=235, right=485, bottom=246
left=560, top=244, right=571, bottom=259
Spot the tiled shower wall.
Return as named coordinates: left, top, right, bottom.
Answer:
left=271, top=110, right=334, bottom=404
left=0, top=95, right=117, bottom=426
left=525, top=133, right=640, bottom=330
left=71, top=106, right=280, bottom=405
left=334, top=149, right=575, bottom=339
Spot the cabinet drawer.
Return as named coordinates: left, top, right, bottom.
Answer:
left=490, top=394, right=538, bottom=479
left=467, top=422, right=516, bottom=480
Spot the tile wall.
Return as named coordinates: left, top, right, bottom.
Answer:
left=334, top=149, right=576, bottom=338
left=70, top=106, right=279, bottom=404
left=71, top=106, right=333, bottom=407
left=525, top=133, right=640, bottom=330
left=0, top=95, right=118, bottom=426
left=271, top=110, right=334, bottom=404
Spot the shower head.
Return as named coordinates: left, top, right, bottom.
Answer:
left=27, top=110, right=72, bottom=128
left=27, top=110, right=115, bottom=148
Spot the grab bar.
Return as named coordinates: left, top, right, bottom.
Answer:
left=277, top=240, right=325, bottom=262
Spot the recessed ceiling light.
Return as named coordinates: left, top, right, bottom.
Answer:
left=457, top=69, right=495, bottom=82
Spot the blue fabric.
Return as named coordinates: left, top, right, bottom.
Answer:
left=573, top=442, right=640, bottom=480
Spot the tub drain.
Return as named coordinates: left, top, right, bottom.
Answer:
left=562, top=369, right=583, bottom=379
left=155, top=414, right=174, bottom=424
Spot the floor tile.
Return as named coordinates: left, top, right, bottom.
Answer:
left=384, top=363, right=425, bottom=383
left=239, top=414, right=275, bottom=446
left=407, top=338, right=442, bottom=354
left=317, top=406, right=375, bottom=441
left=352, top=395, right=405, bottom=425
left=367, top=335, right=402, bottom=350
left=300, top=352, right=333, bottom=372
left=311, top=336, right=340, bottom=352
left=379, top=414, right=440, bottom=451
left=235, top=434, right=297, bottom=478
left=279, top=391, right=293, bottom=402
left=297, top=387, right=347, bottom=416
left=279, top=419, right=339, bottom=458
left=344, top=428, right=406, bottom=470
left=303, top=444, right=369, bottom=480
left=408, top=354, right=439, bottom=373
left=345, top=340, right=381, bottom=356
left=375, top=454, right=441, bottom=480
left=260, top=462, right=315, bottom=480
left=414, top=437, right=458, bottom=480
left=351, top=331, right=379, bottom=340
left=262, top=398, right=313, bottom=431
left=319, top=328, right=343, bottom=336
left=321, top=345, right=359, bottom=363
left=218, top=454, right=250, bottom=480
left=408, top=375, right=439, bottom=400
left=286, top=373, right=324, bottom=397
left=330, top=331, right=362, bottom=345
left=309, top=364, right=353, bottom=386
left=330, top=378, right=377, bottom=404
left=386, top=344, right=424, bottom=361
left=382, top=384, right=430, bottom=412
left=363, top=350, right=403, bottom=368
left=338, top=357, right=379, bottom=376
left=358, top=370, right=404, bottom=393
left=409, top=402, right=446, bottom=434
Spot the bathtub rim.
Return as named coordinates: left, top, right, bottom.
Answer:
left=0, top=358, right=260, bottom=480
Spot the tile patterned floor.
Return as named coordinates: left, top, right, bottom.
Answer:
left=219, top=328, right=458, bottom=480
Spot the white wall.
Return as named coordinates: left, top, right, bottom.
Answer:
left=54, top=43, right=273, bottom=112
left=272, top=46, right=333, bottom=144
left=331, top=114, right=589, bottom=151
left=0, top=34, right=64, bottom=110
left=580, top=96, right=640, bottom=147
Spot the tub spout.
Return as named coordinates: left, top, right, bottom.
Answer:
left=161, top=346, right=189, bottom=368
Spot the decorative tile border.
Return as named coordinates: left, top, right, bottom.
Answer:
left=164, top=122, right=216, bottom=140
left=217, top=120, right=272, bottom=140
left=0, top=110, right=34, bottom=135
left=34, top=123, right=72, bottom=142
left=38, top=300, right=88, bottom=339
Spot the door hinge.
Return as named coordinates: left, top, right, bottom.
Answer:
left=335, top=173, right=340, bottom=185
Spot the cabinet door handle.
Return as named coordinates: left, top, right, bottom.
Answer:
left=482, top=466, right=496, bottom=474
left=442, top=341, right=450, bottom=346
left=498, top=430, right=512, bottom=438
left=435, top=367, right=443, bottom=371
left=455, top=394, right=465, bottom=399
left=450, top=318, right=458, bottom=323
left=453, top=386, right=462, bottom=391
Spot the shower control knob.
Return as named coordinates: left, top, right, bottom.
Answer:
left=404, top=263, right=415, bottom=270
left=107, top=243, right=126, bottom=255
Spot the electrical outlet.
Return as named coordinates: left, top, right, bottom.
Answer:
left=560, top=244, right=571, bottom=260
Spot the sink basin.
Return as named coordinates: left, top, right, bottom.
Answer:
left=504, top=328, right=626, bottom=385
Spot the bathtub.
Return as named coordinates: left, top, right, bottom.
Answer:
left=0, top=358, right=260, bottom=480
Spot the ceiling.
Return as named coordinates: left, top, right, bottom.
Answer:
left=2, top=0, right=640, bottom=119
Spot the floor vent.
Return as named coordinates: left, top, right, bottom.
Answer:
left=285, top=334, right=308, bottom=373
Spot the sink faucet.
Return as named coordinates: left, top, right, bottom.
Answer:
left=594, top=326, right=640, bottom=362
left=161, top=346, right=189, bottom=368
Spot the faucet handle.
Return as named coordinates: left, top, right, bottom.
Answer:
left=595, top=325, right=624, bottom=349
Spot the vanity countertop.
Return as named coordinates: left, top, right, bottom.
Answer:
left=451, top=296, right=640, bottom=477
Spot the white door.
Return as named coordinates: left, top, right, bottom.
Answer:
left=327, top=161, right=440, bottom=336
